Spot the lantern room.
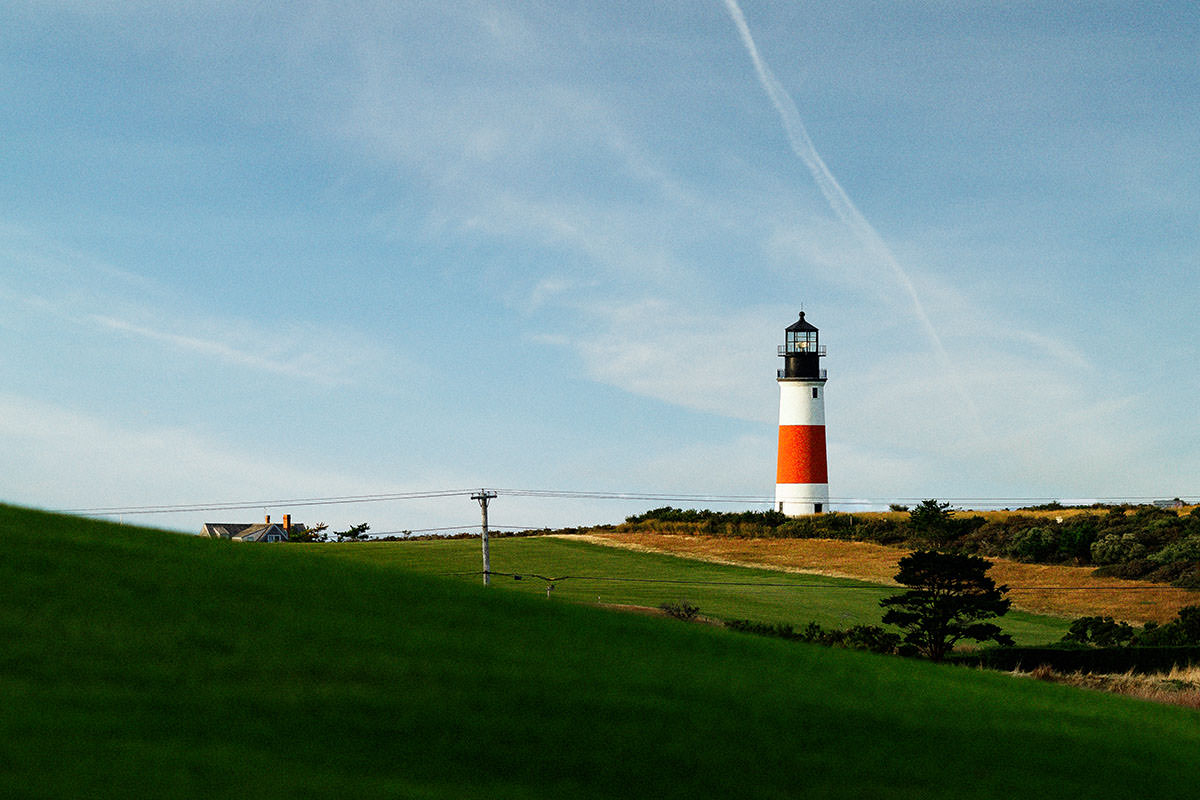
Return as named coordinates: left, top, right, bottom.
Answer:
left=778, top=311, right=827, bottom=381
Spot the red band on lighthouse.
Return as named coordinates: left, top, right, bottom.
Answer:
left=776, top=425, right=828, bottom=484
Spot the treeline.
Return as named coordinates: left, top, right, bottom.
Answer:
left=619, top=503, right=1200, bottom=589
left=960, top=606, right=1200, bottom=674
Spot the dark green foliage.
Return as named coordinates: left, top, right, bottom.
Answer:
left=1007, top=526, right=1058, bottom=563
left=1150, top=534, right=1200, bottom=565
left=725, top=619, right=900, bottom=655
left=334, top=522, right=371, bottom=541
left=659, top=600, right=700, bottom=621
left=962, top=646, right=1200, bottom=674
left=1062, top=616, right=1138, bottom=647
left=881, top=550, right=1015, bottom=661
left=289, top=522, right=329, bottom=542
left=835, top=624, right=903, bottom=654
left=1135, top=606, right=1200, bottom=646
left=624, top=506, right=789, bottom=528
left=1059, top=606, right=1200, bottom=650
left=1056, top=517, right=1099, bottom=563
left=909, top=499, right=954, bottom=546
left=1024, top=501, right=1065, bottom=511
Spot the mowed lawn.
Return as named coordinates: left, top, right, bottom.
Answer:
left=3, top=505, right=1198, bottom=799
left=314, top=535, right=1071, bottom=644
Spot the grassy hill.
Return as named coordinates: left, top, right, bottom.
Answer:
left=2, top=504, right=1199, bottom=799
left=308, top=536, right=1072, bottom=644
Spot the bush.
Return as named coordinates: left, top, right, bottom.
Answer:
left=1008, top=526, right=1058, bottom=563
left=961, top=646, right=1200, bottom=674
left=724, top=619, right=900, bottom=655
left=1136, top=606, right=1200, bottom=646
left=1057, top=518, right=1098, bottom=563
left=1061, top=616, right=1137, bottom=647
left=1150, top=534, right=1200, bottom=565
left=1091, top=533, right=1147, bottom=565
left=659, top=600, right=700, bottom=622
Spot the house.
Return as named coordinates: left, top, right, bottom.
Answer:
left=1153, top=499, right=1185, bottom=509
left=202, top=514, right=295, bottom=542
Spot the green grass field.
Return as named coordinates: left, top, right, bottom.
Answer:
left=2, top=505, right=1198, bottom=799
left=310, top=536, right=1072, bottom=644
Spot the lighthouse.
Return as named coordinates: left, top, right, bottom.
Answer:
left=775, top=311, right=829, bottom=515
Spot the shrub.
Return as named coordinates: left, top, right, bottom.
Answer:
left=724, top=620, right=900, bottom=655
left=1136, top=606, right=1200, bottom=646
left=1150, top=534, right=1200, bottom=565
left=1091, top=533, right=1147, bottom=565
left=1008, top=526, right=1058, bottom=563
left=1062, top=616, right=1137, bottom=647
left=1057, top=518, right=1099, bottom=563
left=659, top=600, right=700, bottom=622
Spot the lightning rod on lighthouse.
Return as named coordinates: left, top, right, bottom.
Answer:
left=775, top=311, right=829, bottom=516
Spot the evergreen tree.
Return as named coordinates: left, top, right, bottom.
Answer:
left=881, top=550, right=1014, bottom=661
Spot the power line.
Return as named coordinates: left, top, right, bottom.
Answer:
left=59, top=488, right=478, bottom=516
left=58, top=486, right=1195, bottom=518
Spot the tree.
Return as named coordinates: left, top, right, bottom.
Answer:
left=909, top=499, right=954, bottom=546
left=335, top=522, right=371, bottom=542
left=880, top=550, right=1014, bottom=661
left=288, top=522, right=329, bottom=543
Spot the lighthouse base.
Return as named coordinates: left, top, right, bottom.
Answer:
left=775, top=483, right=829, bottom=516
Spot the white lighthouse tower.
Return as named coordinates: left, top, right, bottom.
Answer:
left=775, top=311, right=829, bottom=515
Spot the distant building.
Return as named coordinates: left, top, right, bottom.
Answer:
left=202, top=514, right=295, bottom=542
left=1153, top=499, right=1185, bottom=509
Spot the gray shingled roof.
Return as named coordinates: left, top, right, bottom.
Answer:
left=201, top=522, right=293, bottom=541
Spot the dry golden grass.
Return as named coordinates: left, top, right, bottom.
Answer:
left=1015, top=664, right=1200, bottom=709
left=573, top=532, right=1200, bottom=624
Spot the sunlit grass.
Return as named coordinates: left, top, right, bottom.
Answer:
left=311, top=535, right=1071, bottom=644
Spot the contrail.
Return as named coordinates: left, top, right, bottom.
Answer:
left=721, top=0, right=978, bottom=422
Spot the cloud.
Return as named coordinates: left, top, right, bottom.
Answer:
left=0, top=392, right=370, bottom=518
left=721, top=0, right=975, bottom=423
left=86, top=313, right=363, bottom=387
left=537, top=297, right=780, bottom=423
left=0, top=225, right=392, bottom=389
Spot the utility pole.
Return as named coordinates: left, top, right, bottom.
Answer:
left=471, top=490, right=497, bottom=585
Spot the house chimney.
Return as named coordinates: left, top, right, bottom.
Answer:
left=265, top=514, right=271, bottom=524
left=282, top=514, right=291, bottom=532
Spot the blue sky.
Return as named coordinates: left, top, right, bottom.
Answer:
left=3, top=1, right=1198, bottom=534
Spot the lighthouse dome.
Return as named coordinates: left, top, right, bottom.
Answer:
left=785, top=311, right=818, bottom=333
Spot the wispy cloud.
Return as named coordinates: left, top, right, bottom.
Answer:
left=538, top=298, right=780, bottom=423
left=0, top=391, right=371, bottom=514
left=0, top=225, right=388, bottom=388
left=721, top=0, right=977, bottom=424
left=87, top=314, right=356, bottom=386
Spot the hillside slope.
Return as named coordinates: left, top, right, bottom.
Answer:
left=2, top=505, right=1198, bottom=799
left=575, top=532, right=1198, bottom=623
